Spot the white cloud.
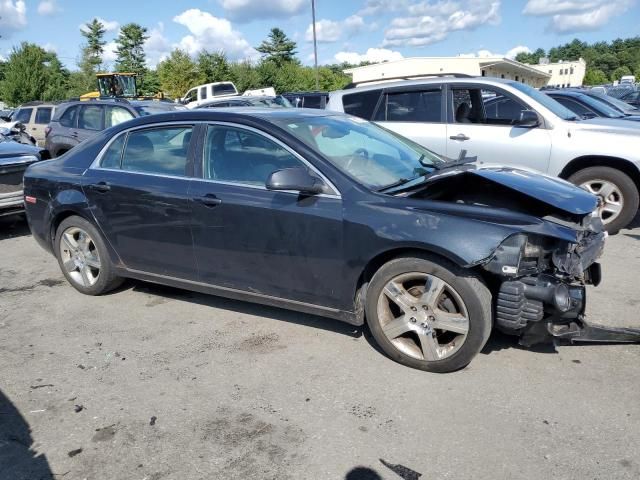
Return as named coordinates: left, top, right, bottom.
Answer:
left=37, top=0, right=59, bottom=16
left=218, top=0, right=307, bottom=21
left=334, top=47, right=404, bottom=65
left=145, top=22, right=171, bottom=68
left=305, top=15, right=365, bottom=43
left=173, top=9, right=258, bottom=61
left=358, top=0, right=409, bottom=16
left=103, top=41, right=118, bottom=64
left=41, top=42, right=57, bottom=53
left=459, top=45, right=531, bottom=59
left=80, top=17, right=120, bottom=33
left=523, top=0, right=635, bottom=33
left=0, top=1, right=27, bottom=37
left=383, top=0, right=501, bottom=47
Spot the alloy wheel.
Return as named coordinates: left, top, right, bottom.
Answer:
left=581, top=179, right=624, bottom=225
left=376, top=272, right=469, bottom=362
left=59, top=226, right=101, bottom=288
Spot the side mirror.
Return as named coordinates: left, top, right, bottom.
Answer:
left=266, top=167, right=327, bottom=195
left=515, top=110, right=540, bottom=128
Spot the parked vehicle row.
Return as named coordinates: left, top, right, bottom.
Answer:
left=327, top=77, right=640, bottom=233
left=23, top=109, right=606, bottom=372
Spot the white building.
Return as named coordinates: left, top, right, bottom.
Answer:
left=531, top=58, right=586, bottom=88
left=343, top=57, right=552, bottom=88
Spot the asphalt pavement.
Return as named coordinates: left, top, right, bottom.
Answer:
left=1, top=213, right=639, bottom=480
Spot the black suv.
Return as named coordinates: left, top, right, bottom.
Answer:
left=45, top=99, right=184, bottom=157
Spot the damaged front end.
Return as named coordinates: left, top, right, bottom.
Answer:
left=481, top=214, right=640, bottom=345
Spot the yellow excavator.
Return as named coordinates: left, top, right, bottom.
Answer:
left=80, top=73, right=148, bottom=100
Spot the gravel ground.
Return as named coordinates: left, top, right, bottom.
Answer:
left=1, top=213, right=639, bottom=480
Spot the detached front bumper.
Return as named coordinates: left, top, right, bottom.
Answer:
left=0, top=190, right=25, bottom=216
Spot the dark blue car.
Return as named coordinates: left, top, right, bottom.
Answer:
left=23, top=109, right=605, bottom=372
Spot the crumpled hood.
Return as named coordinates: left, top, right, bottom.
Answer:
left=430, top=166, right=598, bottom=216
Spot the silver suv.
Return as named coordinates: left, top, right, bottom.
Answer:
left=327, top=77, right=640, bottom=232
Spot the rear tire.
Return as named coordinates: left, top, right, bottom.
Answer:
left=365, top=255, right=492, bottom=373
left=568, top=166, right=639, bottom=234
left=54, top=215, right=123, bottom=295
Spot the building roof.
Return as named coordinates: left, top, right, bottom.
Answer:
left=344, top=57, right=551, bottom=80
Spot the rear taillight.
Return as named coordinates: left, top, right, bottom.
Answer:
left=45, top=127, right=51, bottom=137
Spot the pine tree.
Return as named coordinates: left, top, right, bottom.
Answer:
left=115, top=23, right=148, bottom=75
left=255, top=28, right=298, bottom=65
left=79, top=19, right=106, bottom=92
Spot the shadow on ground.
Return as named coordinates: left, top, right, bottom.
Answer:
left=0, top=389, right=53, bottom=480
left=129, top=280, right=364, bottom=339
left=0, top=214, right=30, bottom=240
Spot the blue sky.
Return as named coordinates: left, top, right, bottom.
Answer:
left=1, top=0, right=638, bottom=69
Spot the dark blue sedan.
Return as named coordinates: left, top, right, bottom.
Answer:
left=23, top=109, right=605, bottom=372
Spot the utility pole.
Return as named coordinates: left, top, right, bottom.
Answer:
left=311, top=0, right=319, bottom=90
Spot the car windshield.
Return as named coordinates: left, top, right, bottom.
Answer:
left=588, top=92, right=638, bottom=113
left=576, top=94, right=625, bottom=118
left=246, top=96, right=292, bottom=108
left=508, top=82, right=578, bottom=120
left=273, top=114, right=443, bottom=190
left=133, top=104, right=186, bottom=116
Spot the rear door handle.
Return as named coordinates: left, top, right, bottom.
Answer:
left=195, top=193, right=222, bottom=207
left=89, top=181, right=111, bottom=193
left=449, top=134, right=470, bottom=141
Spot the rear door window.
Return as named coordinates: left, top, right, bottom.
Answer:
left=100, top=135, right=126, bottom=169
left=59, top=106, right=78, bottom=127
left=342, top=90, right=382, bottom=120
left=35, top=107, right=53, bottom=124
left=382, top=90, right=443, bottom=122
left=302, top=96, right=322, bottom=109
left=121, top=126, right=193, bottom=177
left=15, top=108, right=33, bottom=124
left=78, top=105, right=104, bottom=131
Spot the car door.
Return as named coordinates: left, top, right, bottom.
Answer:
left=374, top=86, right=448, bottom=157
left=189, top=123, right=345, bottom=309
left=82, top=123, right=198, bottom=279
left=32, top=106, right=54, bottom=146
left=445, top=85, right=552, bottom=172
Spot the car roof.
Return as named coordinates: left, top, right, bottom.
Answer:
left=545, top=90, right=585, bottom=98
left=114, top=108, right=334, bottom=128
left=333, top=76, right=517, bottom=94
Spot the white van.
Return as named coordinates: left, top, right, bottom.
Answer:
left=181, top=82, right=239, bottom=109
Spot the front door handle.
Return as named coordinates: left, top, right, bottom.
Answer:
left=449, top=134, right=470, bottom=141
left=195, top=194, right=222, bottom=208
left=89, top=181, right=111, bottom=193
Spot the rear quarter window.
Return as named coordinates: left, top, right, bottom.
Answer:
left=342, top=90, right=382, bottom=120
left=35, top=107, right=53, bottom=124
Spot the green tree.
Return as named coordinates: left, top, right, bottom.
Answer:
left=611, top=65, right=632, bottom=82
left=229, top=60, right=261, bottom=92
left=78, top=18, right=107, bottom=93
left=197, top=51, right=232, bottom=83
left=115, top=23, right=149, bottom=75
left=43, top=54, right=69, bottom=101
left=515, top=48, right=546, bottom=65
left=0, top=43, right=50, bottom=105
left=255, top=28, right=298, bottom=65
left=157, top=49, right=200, bottom=99
left=583, top=69, right=609, bottom=86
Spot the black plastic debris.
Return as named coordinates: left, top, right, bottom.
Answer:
left=150, top=416, right=157, bottom=426
left=67, top=449, right=82, bottom=458
left=74, top=405, right=84, bottom=413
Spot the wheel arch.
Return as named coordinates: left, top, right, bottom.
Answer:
left=559, top=155, right=640, bottom=193
left=50, top=209, right=93, bottom=247
left=352, top=246, right=470, bottom=324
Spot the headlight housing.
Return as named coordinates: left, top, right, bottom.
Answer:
left=484, top=234, right=557, bottom=278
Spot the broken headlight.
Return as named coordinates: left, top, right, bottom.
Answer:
left=484, top=234, right=556, bottom=278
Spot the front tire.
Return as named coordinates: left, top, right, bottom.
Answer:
left=54, top=215, right=123, bottom=295
left=568, top=166, right=639, bottom=234
left=365, top=255, right=492, bottom=373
